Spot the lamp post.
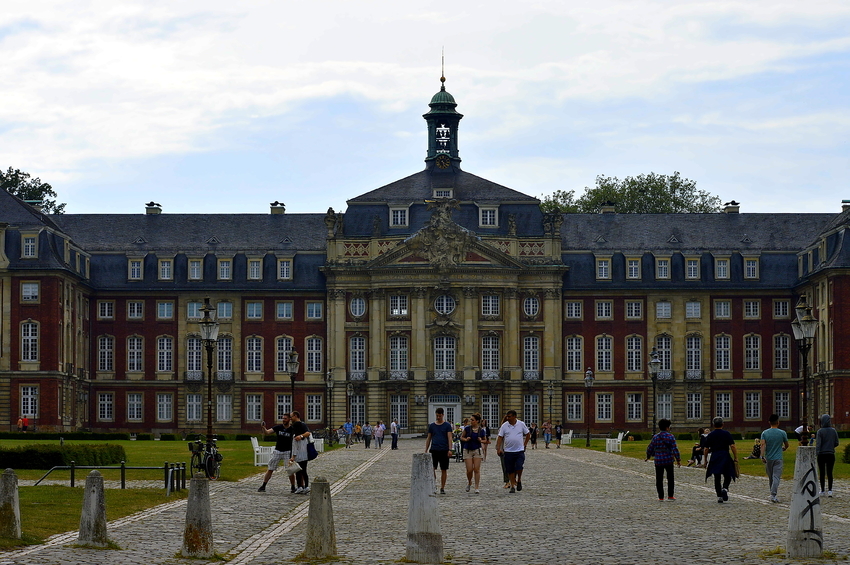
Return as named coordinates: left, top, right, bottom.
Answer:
left=648, top=347, right=661, bottom=437
left=584, top=368, right=594, bottom=447
left=198, top=298, right=220, bottom=441
left=326, top=371, right=334, bottom=427
left=546, top=381, right=554, bottom=425
left=286, top=349, right=300, bottom=414
left=791, top=297, right=818, bottom=444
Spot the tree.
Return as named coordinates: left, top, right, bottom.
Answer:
left=1, top=167, right=66, bottom=214
left=540, top=172, right=721, bottom=214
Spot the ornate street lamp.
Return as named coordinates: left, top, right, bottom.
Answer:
left=584, top=368, right=594, bottom=447
left=198, top=298, right=220, bottom=441
left=286, top=349, right=300, bottom=414
left=791, top=297, right=818, bottom=444
left=546, top=381, right=554, bottom=424
left=648, top=347, right=661, bottom=437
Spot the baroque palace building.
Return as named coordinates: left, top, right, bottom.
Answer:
left=2, top=79, right=850, bottom=435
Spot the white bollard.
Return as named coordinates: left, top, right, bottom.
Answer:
left=406, top=453, right=443, bottom=564
left=182, top=472, right=215, bottom=558
left=304, top=477, right=337, bottom=558
left=78, top=470, right=109, bottom=547
left=0, top=469, right=22, bottom=539
left=787, top=446, right=823, bottom=558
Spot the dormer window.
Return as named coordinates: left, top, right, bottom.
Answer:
left=434, top=189, right=452, bottom=198
left=390, top=207, right=408, bottom=227
left=22, top=235, right=37, bottom=258
left=479, top=207, right=498, bottom=227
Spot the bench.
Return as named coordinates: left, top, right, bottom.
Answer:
left=605, top=431, right=628, bottom=453
left=561, top=429, right=573, bottom=445
left=251, top=436, right=274, bottom=466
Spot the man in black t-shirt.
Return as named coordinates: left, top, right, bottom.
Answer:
left=424, top=407, right=454, bottom=494
left=257, top=413, right=296, bottom=493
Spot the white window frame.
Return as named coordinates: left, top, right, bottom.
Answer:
left=248, top=259, right=262, bottom=280
left=626, top=335, right=642, bottom=372
left=686, top=392, right=702, bottom=420
left=350, top=336, right=366, bottom=372
left=127, top=335, right=143, bottom=372
left=566, top=336, right=582, bottom=372
left=22, top=235, right=37, bottom=258
left=434, top=336, right=456, bottom=371
left=625, top=301, right=642, bottom=320
left=246, top=301, right=263, bottom=320
left=482, top=394, right=500, bottom=428
left=774, top=334, right=790, bottom=370
left=276, top=301, right=293, bottom=320
left=656, top=301, right=671, bottom=319
left=596, top=258, right=611, bottom=280
left=127, top=392, right=143, bottom=421
left=157, top=301, right=174, bottom=320
left=714, top=300, right=731, bottom=319
left=744, top=300, right=760, bottom=319
left=523, top=296, right=540, bottom=317
left=389, top=335, right=408, bottom=372
left=595, top=300, right=612, bottom=320
left=479, top=207, right=498, bottom=227
left=188, top=259, right=203, bottom=281
left=158, top=259, right=173, bottom=281
left=390, top=394, right=409, bottom=429
left=481, top=294, right=500, bottom=317
left=596, top=336, right=612, bottom=372
left=745, top=391, right=761, bottom=420
left=626, top=258, right=641, bottom=280
left=276, top=336, right=293, bottom=372
left=773, top=299, right=790, bottom=319
left=216, top=394, right=232, bottom=421
left=715, top=392, right=731, bottom=420
left=157, top=393, right=173, bottom=422
left=307, top=395, right=323, bottom=422
left=306, top=336, right=323, bottom=373
left=686, top=335, right=702, bottom=371
left=306, top=301, right=324, bottom=320
left=567, top=394, right=583, bottom=421
left=523, top=336, right=540, bottom=373
left=655, top=257, right=670, bottom=280
left=774, top=391, right=790, bottom=419
left=129, top=259, right=143, bottom=280
left=21, top=282, right=40, bottom=302
left=20, top=385, right=38, bottom=418
left=390, top=207, right=408, bottom=227
left=187, top=301, right=202, bottom=320
left=745, top=334, right=760, bottom=370
left=523, top=394, right=539, bottom=425
left=596, top=393, right=613, bottom=421
left=98, top=392, right=114, bottom=421
left=217, top=301, right=233, bottom=320
left=246, top=394, right=263, bottom=422
left=127, top=301, right=144, bottom=320
left=626, top=393, right=643, bottom=421
left=435, top=295, right=455, bottom=315
left=246, top=336, right=263, bottom=372
left=98, top=301, right=114, bottom=320
left=186, top=393, right=202, bottom=422
left=218, top=259, right=232, bottom=281
left=656, top=335, right=672, bottom=371
left=276, top=394, right=292, bottom=421
left=657, top=392, right=672, bottom=420
left=715, top=335, right=731, bottom=371
left=744, top=258, right=759, bottom=280
left=390, top=295, right=408, bottom=316
left=98, top=335, right=114, bottom=371
left=21, top=321, right=39, bottom=361
left=481, top=335, right=500, bottom=372
left=685, top=258, right=700, bottom=280
left=350, top=297, right=366, bottom=317
left=715, top=257, right=730, bottom=280
left=187, top=336, right=202, bottom=372
left=157, top=336, right=174, bottom=372
left=565, top=301, right=582, bottom=319
left=685, top=301, right=701, bottom=319
left=278, top=259, right=292, bottom=280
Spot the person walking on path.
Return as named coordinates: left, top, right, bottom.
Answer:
left=481, top=419, right=491, bottom=462
left=343, top=419, right=354, bottom=448
left=354, top=422, right=362, bottom=443
left=390, top=418, right=399, bottom=450
left=374, top=421, right=385, bottom=449
left=542, top=421, right=552, bottom=448
left=496, top=410, right=530, bottom=493
left=460, top=413, right=486, bottom=494
left=529, top=423, right=538, bottom=449
left=816, top=414, right=840, bottom=497
left=362, top=422, right=373, bottom=449
left=703, top=417, right=738, bottom=503
left=760, top=414, right=789, bottom=503
left=289, top=411, right=312, bottom=494
left=257, top=414, right=296, bottom=493
left=554, top=422, right=562, bottom=448
left=424, top=407, right=454, bottom=494
left=645, top=419, right=681, bottom=501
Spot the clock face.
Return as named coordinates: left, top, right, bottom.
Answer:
left=436, top=155, right=451, bottom=169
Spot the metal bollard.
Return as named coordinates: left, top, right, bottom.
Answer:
left=70, top=461, right=76, bottom=487
left=181, top=462, right=187, bottom=490
left=120, top=461, right=126, bottom=490
left=171, top=463, right=178, bottom=492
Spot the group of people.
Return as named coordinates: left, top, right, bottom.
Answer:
left=257, top=411, right=312, bottom=494
left=646, top=413, right=840, bottom=503
left=340, top=419, right=399, bottom=450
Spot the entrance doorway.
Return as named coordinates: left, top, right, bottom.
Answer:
left=428, top=394, right=462, bottom=426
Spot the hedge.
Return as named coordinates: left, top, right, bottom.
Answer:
left=0, top=443, right=127, bottom=469
left=844, top=443, right=850, bottom=464
left=159, top=433, right=177, bottom=441
left=0, top=432, right=130, bottom=441
left=135, top=433, right=153, bottom=441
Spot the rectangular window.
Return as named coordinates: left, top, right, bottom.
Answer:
left=127, top=301, right=144, bottom=319
left=481, top=294, right=500, bottom=316
left=774, top=335, right=790, bottom=370
left=248, top=259, right=262, bottom=280
left=390, top=208, right=408, bottom=227
left=566, top=336, right=582, bottom=372
left=246, top=337, right=263, bottom=372
left=350, top=336, right=366, bottom=372
left=306, top=337, right=323, bottom=373
left=98, top=392, right=114, bottom=421
left=278, top=259, right=292, bottom=280
left=157, top=393, right=173, bottom=421
left=595, top=301, right=612, bottom=320
left=23, top=236, right=37, bottom=257
left=127, top=393, right=142, bottom=421
left=686, top=258, right=700, bottom=280
left=307, top=395, right=323, bottom=421
left=157, top=336, right=173, bottom=372
left=218, top=259, right=232, bottom=280
left=626, top=336, right=642, bottom=372
left=596, top=393, right=613, bottom=420
left=714, top=300, right=731, bottom=319
left=482, top=394, right=500, bottom=428
left=523, top=394, right=539, bottom=425
left=773, top=300, right=790, bottom=318
left=627, top=393, right=643, bottom=421
left=657, top=392, right=672, bottom=420
left=306, top=302, right=323, bottom=320
left=775, top=392, right=790, bottom=419
left=625, top=301, right=642, bottom=319
left=434, top=336, right=456, bottom=371
left=744, top=258, right=759, bottom=279
left=189, top=259, right=202, bottom=280
left=186, top=394, right=202, bottom=422
left=744, top=300, right=760, bottom=319
left=480, top=208, right=497, bottom=226
left=216, top=394, right=232, bottom=421
left=745, top=335, right=760, bottom=369
left=390, top=295, right=408, bottom=316
left=567, top=394, right=583, bottom=421
left=434, top=189, right=452, bottom=198
left=246, top=394, right=262, bottom=421
left=187, top=337, right=202, bottom=372
left=246, top=301, right=263, bottom=319
left=656, top=335, right=672, bottom=371
left=349, top=394, right=365, bottom=426
left=98, top=301, right=114, bottom=319
left=20, top=386, right=38, bottom=417
left=187, top=301, right=201, bottom=320
left=685, top=301, right=701, bottom=318
left=656, top=301, right=671, bottom=319
left=21, top=322, right=38, bottom=361
left=655, top=258, right=670, bottom=279
left=390, top=395, right=408, bottom=429
left=276, top=394, right=292, bottom=421
left=276, top=301, right=293, bottom=320
left=596, top=259, right=610, bottom=280
left=715, top=335, right=731, bottom=371
left=565, top=301, right=582, bottom=319
left=155, top=301, right=172, bottom=320
left=523, top=336, right=539, bottom=374
left=686, top=336, right=702, bottom=371
left=159, top=259, right=173, bottom=280
left=276, top=337, right=293, bottom=372
left=481, top=335, right=499, bottom=372
left=686, top=393, right=702, bottom=420
left=20, top=282, right=39, bottom=303
left=745, top=392, right=761, bottom=419
left=390, top=336, right=409, bottom=372
left=98, top=336, right=114, bottom=371
left=715, top=392, right=731, bottom=420
left=626, top=259, right=641, bottom=280
left=127, top=336, right=143, bottom=371
left=715, top=258, right=729, bottom=279
left=596, top=336, right=612, bottom=372
left=216, top=301, right=232, bottom=320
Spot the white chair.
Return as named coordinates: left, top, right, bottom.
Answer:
left=605, top=431, right=627, bottom=453
left=562, top=429, right=573, bottom=445
left=251, top=436, right=274, bottom=466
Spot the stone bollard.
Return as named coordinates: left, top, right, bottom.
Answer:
left=787, top=446, right=823, bottom=558
left=78, top=470, right=109, bottom=547
left=304, top=477, right=337, bottom=558
left=182, top=472, right=214, bottom=558
left=0, top=469, right=22, bottom=539
left=406, top=453, right=443, bottom=564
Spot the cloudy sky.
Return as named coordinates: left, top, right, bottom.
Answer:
left=2, top=1, right=848, bottom=215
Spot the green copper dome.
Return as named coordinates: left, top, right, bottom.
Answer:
left=425, top=80, right=462, bottom=116
left=430, top=85, right=456, bottom=105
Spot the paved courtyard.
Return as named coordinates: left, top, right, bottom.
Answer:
left=4, top=439, right=850, bottom=565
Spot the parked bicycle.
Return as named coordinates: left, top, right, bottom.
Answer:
left=188, top=435, right=223, bottom=480
left=313, top=427, right=339, bottom=447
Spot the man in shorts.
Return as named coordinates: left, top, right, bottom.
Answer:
left=424, top=407, right=454, bottom=494
left=257, top=413, right=296, bottom=493
left=496, top=410, right=530, bottom=493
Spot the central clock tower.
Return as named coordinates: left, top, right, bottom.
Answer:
left=424, top=75, right=463, bottom=173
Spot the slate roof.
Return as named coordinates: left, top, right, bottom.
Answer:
left=0, top=187, right=64, bottom=232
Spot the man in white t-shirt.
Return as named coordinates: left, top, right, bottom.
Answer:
left=390, top=418, right=399, bottom=450
left=496, top=410, right=530, bottom=493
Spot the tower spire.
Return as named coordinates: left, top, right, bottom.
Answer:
left=440, top=48, right=446, bottom=91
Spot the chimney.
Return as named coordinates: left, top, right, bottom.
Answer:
left=599, top=201, right=616, bottom=214
left=145, top=202, right=162, bottom=215
left=842, top=199, right=850, bottom=213
left=24, top=200, right=43, bottom=212
left=723, top=201, right=740, bottom=214
left=270, top=201, right=286, bottom=215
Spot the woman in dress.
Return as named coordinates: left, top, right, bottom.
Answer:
left=460, top=413, right=486, bottom=494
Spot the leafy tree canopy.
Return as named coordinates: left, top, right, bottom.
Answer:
left=540, top=172, right=722, bottom=214
left=1, top=167, right=66, bottom=214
